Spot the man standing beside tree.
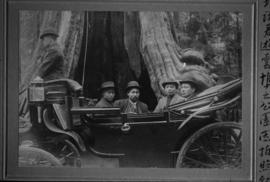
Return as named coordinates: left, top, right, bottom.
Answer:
left=19, top=28, right=65, bottom=132
left=35, top=28, right=65, bottom=81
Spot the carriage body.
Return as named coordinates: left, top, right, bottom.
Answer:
left=20, top=78, right=242, bottom=168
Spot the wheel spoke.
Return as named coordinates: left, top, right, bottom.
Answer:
left=200, top=131, right=225, bottom=164
left=190, top=141, right=222, bottom=167
left=176, top=122, right=242, bottom=169
left=66, top=152, right=74, bottom=157
left=183, top=156, right=220, bottom=168
left=61, top=145, right=67, bottom=152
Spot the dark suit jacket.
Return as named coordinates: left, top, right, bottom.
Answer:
left=113, top=99, right=148, bottom=113
left=38, top=42, right=65, bottom=81
left=95, top=98, right=114, bottom=108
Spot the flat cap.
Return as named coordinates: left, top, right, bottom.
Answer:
left=100, top=81, right=115, bottom=91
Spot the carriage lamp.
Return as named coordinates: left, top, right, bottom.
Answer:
left=28, top=77, right=45, bottom=103
left=28, top=77, right=45, bottom=124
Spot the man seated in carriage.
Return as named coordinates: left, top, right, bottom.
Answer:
left=153, top=78, right=185, bottom=113
left=179, top=72, right=209, bottom=99
left=95, top=81, right=116, bottom=108
left=113, top=81, right=149, bottom=114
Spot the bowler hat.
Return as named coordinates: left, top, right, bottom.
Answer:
left=161, top=78, right=179, bottom=89
left=100, top=81, right=115, bottom=91
left=126, top=81, right=140, bottom=92
left=40, top=28, right=59, bottom=39
left=179, top=72, right=209, bottom=92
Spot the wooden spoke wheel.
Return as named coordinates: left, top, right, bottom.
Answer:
left=175, top=122, right=242, bottom=168
left=55, top=139, right=81, bottom=167
left=19, top=146, right=62, bottom=167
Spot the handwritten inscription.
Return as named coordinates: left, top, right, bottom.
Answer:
left=260, top=39, right=270, bottom=50
left=259, top=1, right=270, bottom=181
left=263, top=12, right=270, bottom=23
left=265, top=0, right=270, bottom=8
left=262, top=53, right=270, bottom=69
left=260, top=72, right=270, bottom=88
left=259, top=159, right=270, bottom=172
left=259, top=130, right=270, bottom=142
left=263, top=91, right=270, bottom=100
left=259, top=175, right=270, bottom=182
left=260, top=112, right=270, bottom=127
left=259, top=145, right=270, bottom=157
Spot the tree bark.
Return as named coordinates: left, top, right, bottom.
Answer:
left=110, top=12, right=134, bottom=98
left=139, top=12, right=184, bottom=98
left=58, top=11, right=84, bottom=78
left=19, top=11, right=43, bottom=91
left=124, top=12, right=142, bottom=79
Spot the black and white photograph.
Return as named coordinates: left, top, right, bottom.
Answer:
left=17, top=10, right=244, bottom=169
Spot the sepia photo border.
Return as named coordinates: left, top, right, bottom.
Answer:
left=0, top=0, right=5, bottom=181
left=2, top=0, right=256, bottom=181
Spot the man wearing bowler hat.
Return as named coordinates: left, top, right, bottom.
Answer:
left=35, top=27, right=65, bottom=81
left=95, top=81, right=116, bottom=108
left=113, top=81, right=148, bottom=114
left=154, top=78, right=185, bottom=113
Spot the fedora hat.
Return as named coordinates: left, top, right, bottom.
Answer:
left=161, top=78, right=179, bottom=89
left=126, top=81, right=140, bottom=92
left=100, top=81, right=115, bottom=91
left=179, top=72, right=210, bottom=92
left=40, top=28, right=59, bottom=39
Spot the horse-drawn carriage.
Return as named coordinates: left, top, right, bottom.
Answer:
left=19, top=78, right=242, bottom=168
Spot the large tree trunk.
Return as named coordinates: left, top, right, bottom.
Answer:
left=59, top=11, right=84, bottom=78
left=110, top=12, right=134, bottom=98
left=124, top=12, right=142, bottom=79
left=139, top=12, right=185, bottom=98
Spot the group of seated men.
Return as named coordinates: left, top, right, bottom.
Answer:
left=95, top=75, right=204, bottom=114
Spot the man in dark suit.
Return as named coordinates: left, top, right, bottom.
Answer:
left=113, top=81, right=148, bottom=114
left=95, top=81, right=116, bottom=108
left=19, top=28, right=65, bottom=132
left=36, top=28, right=65, bottom=81
left=154, top=78, right=185, bottom=113
left=179, top=72, right=210, bottom=99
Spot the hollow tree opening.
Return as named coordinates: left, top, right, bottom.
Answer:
left=74, top=11, right=158, bottom=110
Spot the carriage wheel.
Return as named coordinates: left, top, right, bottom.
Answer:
left=19, top=146, right=62, bottom=167
left=55, top=139, right=82, bottom=167
left=175, top=122, right=241, bottom=168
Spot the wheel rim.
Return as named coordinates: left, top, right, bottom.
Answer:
left=19, top=146, right=62, bottom=167
left=176, top=122, right=242, bottom=168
